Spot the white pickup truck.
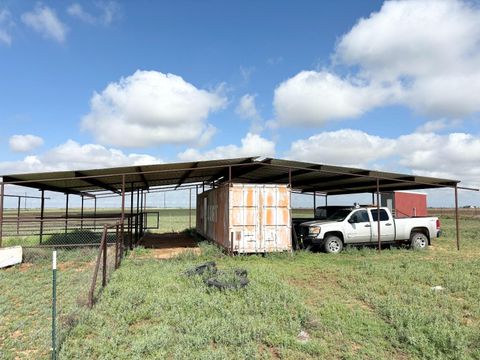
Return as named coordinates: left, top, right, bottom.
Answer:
left=298, top=206, right=441, bottom=253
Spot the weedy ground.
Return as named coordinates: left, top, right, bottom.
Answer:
left=1, top=211, right=479, bottom=359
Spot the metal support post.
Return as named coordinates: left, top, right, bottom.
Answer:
left=454, top=185, right=460, bottom=251
left=93, top=196, right=97, bottom=231
left=0, top=182, right=4, bottom=247
left=102, top=226, right=107, bottom=288
left=129, top=184, right=134, bottom=249
left=16, top=196, right=21, bottom=235
left=376, top=178, right=381, bottom=251
left=40, top=190, right=45, bottom=244
left=189, top=188, right=192, bottom=229
left=313, top=191, right=316, bottom=217
left=80, top=194, right=84, bottom=229
left=64, top=194, right=69, bottom=235
left=288, top=168, right=292, bottom=188
left=121, top=175, right=126, bottom=255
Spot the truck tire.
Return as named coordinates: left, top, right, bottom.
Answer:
left=324, top=235, right=343, bottom=254
left=410, top=232, right=428, bottom=250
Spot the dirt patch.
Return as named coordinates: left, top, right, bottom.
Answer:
left=136, top=233, right=200, bottom=259
left=57, top=261, right=92, bottom=272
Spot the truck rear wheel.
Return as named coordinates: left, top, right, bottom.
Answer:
left=410, top=232, right=428, bottom=250
left=324, top=235, right=343, bottom=254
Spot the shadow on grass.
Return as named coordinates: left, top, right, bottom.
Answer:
left=43, top=230, right=118, bottom=246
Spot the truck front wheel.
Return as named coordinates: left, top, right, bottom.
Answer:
left=410, top=232, right=428, bottom=250
left=324, top=235, right=343, bottom=254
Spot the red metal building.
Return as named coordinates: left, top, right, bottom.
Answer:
left=382, top=191, right=427, bottom=218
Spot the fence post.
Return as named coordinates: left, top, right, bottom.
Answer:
left=102, top=225, right=107, bottom=287
left=115, top=224, right=119, bottom=269
left=51, top=250, right=57, bottom=360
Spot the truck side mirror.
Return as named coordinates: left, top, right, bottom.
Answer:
left=348, top=218, right=355, bottom=224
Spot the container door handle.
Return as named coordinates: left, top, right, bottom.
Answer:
left=385, top=223, right=392, bottom=226
left=364, top=224, right=371, bottom=228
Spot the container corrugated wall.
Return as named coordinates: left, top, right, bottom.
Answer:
left=196, top=183, right=291, bottom=253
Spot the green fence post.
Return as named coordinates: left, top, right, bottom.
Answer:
left=52, top=250, right=57, bottom=360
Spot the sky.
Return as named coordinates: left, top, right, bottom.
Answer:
left=1, top=0, right=480, bottom=208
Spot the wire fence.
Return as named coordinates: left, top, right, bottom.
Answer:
left=0, top=224, right=124, bottom=359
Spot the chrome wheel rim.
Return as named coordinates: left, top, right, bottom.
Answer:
left=414, top=235, right=427, bottom=248
left=328, top=240, right=341, bottom=253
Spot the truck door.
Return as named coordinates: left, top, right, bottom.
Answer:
left=370, top=209, right=395, bottom=241
left=345, top=209, right=372, bottom=243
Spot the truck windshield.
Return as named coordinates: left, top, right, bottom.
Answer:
left=326, top=209, right=352, bottom=221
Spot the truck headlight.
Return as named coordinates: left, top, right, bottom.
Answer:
left=309, top=226, right=321, bottom=236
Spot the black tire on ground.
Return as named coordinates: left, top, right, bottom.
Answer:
left=410, top=232, right=428, bottom=250
left=324, top=235, right=343, bottom=254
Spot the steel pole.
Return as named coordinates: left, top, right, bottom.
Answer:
left=16, top=196, right=21, bottom=235
left=313, top=191, right=316, bottom=218
left=93, top=196, right=97, bottom=231
left=121, top=175, right=126, bottom=255
left=40, top=190, right=45, bottom=244
left=376, top=178, right=381, bottom=251
left=64, top=194, right=69, bottom=235
left=0, top=182, right=4, bottom=247
left=80, top=194, right=84, bottom=229
left=189, top=188, right=192, bottom=229
left=455, top=185, right=460, bottom=251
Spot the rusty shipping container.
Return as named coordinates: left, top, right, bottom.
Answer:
left=196, top=183, right=292, bottom=253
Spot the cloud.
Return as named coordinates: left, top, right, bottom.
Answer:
left=9, top=134, right=44, bottom=153
left=177, top=133, right=275, bottom=161
left=67, top=1, right=120, bottom=26
left=415, top=119, right=461, bottom=134
left=0, top=9, right=13, bottom=45
left=0, top=140, right=162, bottom=175
left=287, top=129, right=396, bottom=167
left=274, top=0, right=480, bottom=125
left=286, top=128, right=480, bottom=189
left=235, top=94, right=264, bottom=133
left=274, top=71, right=392, bottom=126
left=21, top=4, right=67, bottom=43
left=81, top=70, right=227, bottom=147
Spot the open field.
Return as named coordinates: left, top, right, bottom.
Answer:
left=1, top=210, right=479, bottom=359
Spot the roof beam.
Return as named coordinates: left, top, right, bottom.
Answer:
left=2, top=177, right=92, bottom=196
left=293, top=170, right=372, bottom=188
left=175, top=162, right=199, bottom=189
left=74, top=171, right=121, bottom=194
left=259, top=166, right=322, bottom=183
left=301, top=179, right=420, bottom=194
left=137, top=166, right=149, bottom=189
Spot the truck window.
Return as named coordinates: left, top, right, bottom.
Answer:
left=371, top=209, right=389, bottom=222
left=349, top=210, right=369, bottom=223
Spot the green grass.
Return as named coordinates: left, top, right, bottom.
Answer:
left=1, top=212, right=479, bottom=359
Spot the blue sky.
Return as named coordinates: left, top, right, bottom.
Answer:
left=1, top=0, right=480, bottom=207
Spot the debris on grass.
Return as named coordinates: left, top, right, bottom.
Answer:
left=185, top=262, right=249, bottom=290
left=297, top=330, right=310, bottom=343
left=431, top=285, right=445, bottom=292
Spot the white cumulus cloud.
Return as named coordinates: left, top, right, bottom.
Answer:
left=81, top=70, right=227, bottom=147
left=21, top=4, right=67, bottom=43
left=287, top=129, right=396, bottom=167
left=286, top=128, right=480, bottom=189
left=0, top=140, right=163, bottom=175
left=9, top=134, right=44, bottom=153
left=274, top=0, right=480, bottom=125
left=178, top=133, right=275, bottom=161
left=274, top=71, right=392, bottom=125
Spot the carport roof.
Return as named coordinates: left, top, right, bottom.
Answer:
left=1, top=157, right=460, bottom=196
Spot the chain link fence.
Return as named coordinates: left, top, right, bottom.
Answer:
left=0, top=224, right=124, bottom=359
